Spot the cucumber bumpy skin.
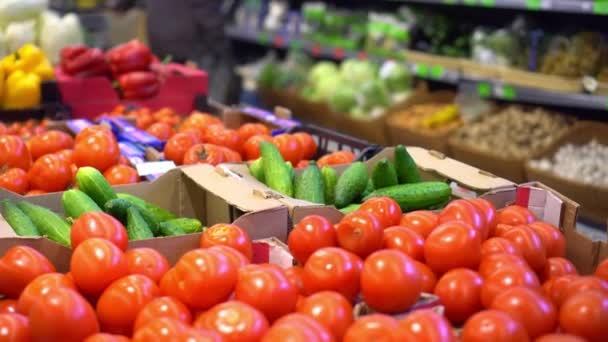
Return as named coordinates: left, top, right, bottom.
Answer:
left=334, top=162, right=368, bottom=209
left=363, top=182, right=451, bottom=212
left=1, top=200, right=40, bottom=236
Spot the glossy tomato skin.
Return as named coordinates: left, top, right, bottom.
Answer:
left=0, top=135, right=31, bottom=170
left=103, top=165, right=140, bottom=185
left=17, top=272, right=76, bottom=315
left=28, top=130, right=74, bottom=161
left=237, top=123, right=270, bottom=143
left=439, top=199, right=488, bottom=240
left=534, top=334, right=586, bottom=342
left=73, top=132, right=120, bottom=172
left=194, top=300, right=269, bottom=342
left=469, top=198, right=498, bottom=236
left=481, top=237, right=521, bottom=259
left=497, top=205, right=536, bottom=226
left=481, top=266, right=540, bottom=308
left=0, top=168, right=29, bottom=194
left=296, top=291, right=353, bottom=341
left=200, top=223, right=253, bottom=260
left=382, top=225, right=425, bottom=261
left=292, top=132, right=317, bottom=160
left=288, top=215, right=337, bottom=265
left=561, top=276, right=608, bottom=304
left=424, top=221, right=482, bottom=274
left=490, top=286, right=557, bottom=338
left=261, top=313, right=334, bottom=342
left=595, top=258, right=608, bottom=282
left=541, top=257, right=578, bottom=282
left=124, top=248, right=169, bottom=284
left=335, top=211, right=383, bottom=259
left=242, top=134, right=273, bottom=161
left=342, top=314, right=404, bottom=342
left=478, top=253, right=528, bottom=278
left=70, top=212, right=129, bottom=251
left=559, top=290, right=608, bottom=342
left=132, top=317, right=189, bottom=341
left=204, top=126, right=242, bottom=154
left=303, top=247, right=363, bottom=302
left=272, top=134, right=303, bottom=166
left=179, top=112, right=222, bottom=135
left=83, top=333, right=131, bottom=342
left=163, top=132, right=200, bottom=165
left=29, top=287, right=99, bottom=342
left=414, top=261, right=437, bottom=292
left=145, top=122, right=174, bottom=141
left=542, top=275, right=579, bottom=308
left=28, top=153, right=72, bottom=192
left=134, top=296, right=192, bottom=331
left=0, top=246, right=55, bottom=299
left=0, top=312, right=30, bottom=341
left=359, top=197, right=402, bottom=229
left=182, top=143, right=225, bottom=166
left=70, top=238, right=129, bottom=297
left=0, top=299, right=18, bottom=314
left=284, top=266, right=306, bottom=295
left=461, top=309, right=530, bottom=342
left=398, top=309, right=456, bottom=342
left=502, top=225, right=547, bottom=272
left=316, top=150, right=355, bottom=167
left=399, top=210, right=439, bottom=238
left=205, top=245, right=249, bottom=270
left=75, top=125, right=113, bottom=144
left=529, top=221, right=566, bottom=258
left=433, top=268, right=483, bottom=324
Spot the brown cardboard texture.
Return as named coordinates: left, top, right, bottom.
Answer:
left=288, top=92, right=337, bottom=129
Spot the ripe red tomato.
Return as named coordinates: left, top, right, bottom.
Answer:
left=398, top=309, right=456, bottom=342
left=361, top=249, right=422, bottom=313
left=0, top=135, right=32, bottom=170
left=218, top=146, right=242, bottom=163
left=28, top=153, right=72, bottom=192
left=491, top=286, right=557, bottom=338
left=359, top=197, right=402, bottom=228
left=284, top=266, right=306, bottom=295
left=382, top=225, right=425, bottom=261
left=478, top=253, right=529, bottom=278
left=0, top=313, right=30, bottom=341
left=543, top=275, right=579, bottom=308
left=535, top=334, right=586, bottom=342
left=75, top=125, right=113, bottom=144
left=562, top=276, right=608, bottom=304
left=70, top=238, right=129, bottom=296
left=0, top=299, right=18, bottom=314
left=296, top=291, right=353, bottom=340
left=84, top=333, right=131, bottom=342
left=469, top=198, right=497, bottom=236
left=204, top=126, right=242, bottom=154
left=194, top=300, right=269, bottom=342
left=414, top=261, right=437, bottom=292
left=29, top=287, right=99, bottom=341
left=342, top=314, right=404, bottom=342
left=502, top=225, right=547, bottom=272
left=559, top=290, right=608, bottom=342
left=163, top=132, right=200, bottom=165
left=134, top=296, right=192, bottom=331
left=439, top=199, right=487, bottom=240
left=125, top=248, right=169, bottom=284
left=182, top=143, right=225, bottom=165
left=17, top=273, right=76, bottom=315
left=529, top=221, right=566, bottom=258
left=237, top=123, right=270, bottom=143
left=595, top=258, right=608, bottom=282
left=179, top=112, right=223, bottom=136
left=55, top=148, right=74, bottom=163
left=288, top=215, right=337, bottom=265
left=424, top=221, right=482, bottom=274
left=434, top=268, right=483, bottom=324
left=481, top=237, right=521, bottom=259
left=242, top=134, right=273, bottom=161
left=25, top=189, right=46, bottom=196
left=145, top=122, right=174, bottom=141
left=132, top=317, right=189, bottom=341
left=70, top=212, right=129, bottom=251
left=103, top=164, right=140, bottom=185
left=179, top=328, right=224, bottom=342
left=541, top=257, right=578, bottom=282
left=302, top=247, right=362, bottom=301
left=480, top=266, right=540, bottom=308
left=494, top=223, right=516, bottom=237
left=272, top=134, right=303, bottom=165
left=200, top=223, right=253, bottom=260
left=0, top=122, right=5, bottom=134
left=497, top=205, right=536, bottom=226
left=73, top=132, right=120, bottom=172
left=461, top=309, right=530, bottom=342
left=335, top=211, right=383, bottom=259
left=0, top=168, right=29, bottom=194
left=205, top=245, right=249, bottom=270
left=317, top=150, right=356, bottom=167
left=262, top=313, right=333, bottom=342
left=28, top=130, right=74, bottom=161
left=293, top=132, right=318, bottom=160
left=0, top=246, right=55, bottom=299
left=399, top=210, right=439, bottom=238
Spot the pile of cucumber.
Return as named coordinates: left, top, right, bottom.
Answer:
left=1, top=167, right=203, bottom=247
left=250, top=143, right=452, bottom=213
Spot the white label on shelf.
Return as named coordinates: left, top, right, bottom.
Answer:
left=136, top=161, right=177, bottom=176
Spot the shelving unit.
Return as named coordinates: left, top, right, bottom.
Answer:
left=390, top=0, right=608, bottom=15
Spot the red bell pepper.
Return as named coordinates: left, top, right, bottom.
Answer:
left=60, top=46, right=109, bottom=78
left=106, top=40, right=153, bottom=76
left=117, top=71, right=160, bottom=99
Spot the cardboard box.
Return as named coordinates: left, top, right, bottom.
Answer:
left=288, top=93, right=338, bottom=129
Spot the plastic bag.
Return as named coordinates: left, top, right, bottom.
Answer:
left=39, top=10, right=84, bottom=64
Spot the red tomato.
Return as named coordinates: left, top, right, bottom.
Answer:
left=359, top=197, right=402, bottom=229
left=0, top=135, right=32, bottom=170
left=535, top=334, right=586, bottom=342
left=178, top=126, right=205, bottom=141
left=285, top=266, right=306, bottom=295
left=204, top=126, right=242, bottom=154
left=0, top=122, right=5, bottom=134
left=562, top=276, right=608, bottom=304
left=25, top=189, right=46, bottom=196
left=132, top=317, right=189, bottom=341
left=28, top=130, right=74, bottom=161
left=272, top=134, right=303, bottom=165
left=434, top=268, right=484, bottom=324
left=481, top=237, right=521, bottom=259
left=179, top=328, right=224, bottom=342
left=491, top=286, right=557, bottom=338
left=342, top=314, right=403, bottom=342
left=70, top=212, right=129, bottom=251
left=163, top=132, right=200, bottom=165
left=559, top=290, right=608, bottom=342
left=125, top=248, right=169, bottom=284
left=398, top=309, right=456, bottom=342
left=317, top=151, right=356, bottom=167
left=399, top=210, right=439, bottom=238
left=439, top=199, right=488, bottom=240
left=0, top=299, right=18, bottom=314
left=461, top=309, right=530, bottom=342
left=84, top=333, right=131, bottom=342
left=28, top=153, right=72, bottom=192
left=182, top=143, right=225, bottom=166
left=17, top=273, right=75, bottom=315
left=469, top=198, right=498, bottom=237
left=293, top=132, right=318, bottom=160
left=234, top=264, right=298, bottom=322
left=242, top=135, right=273, bottom=161
left=361, top=249, right=422, bottom=313
left=200, top=223, right=253, bottom=260
left=70, top=238, right=129, bottom=297
left=55, top=148, right=74, bottom=163
left=75, top=125, right=113, bottom=144
left=495, top=223, right=516, bottom=237
left=335, top=211, right=383, bottom=259
left=502, top=225, right=547, bottom=272
left=96, top=274, right=160, bottom=335
left=0, top=313, right=30, bottom=341
left=134, top=296, right=192, bottom=331
left=0, top=168, right=29, bottom=194
left=145, top=122, right=174, bottom=141
left=542, top=275, right=579, bottom=308
left=237, top=123, right=270, bottom=143
left=103, top=165, right=140, bottom=185
left=219, top=146, right=242, bottom=163
left=302, top=247, right=363, bottom=301
left=29, top=287, right=99, bottom=341
left=529, top=221, right=566, bottom=258
left=382, top=226, right=425, bottom=261
left=179, top=112, right=222, bottom=136
left=595, top=258, right=608, bottom=282
left=205, top=245, right=249, bottom=270
left=414, top=261, right=437, bottom=292
left=541, top=257, right=578, bottom=282
left=480, top=266, right=540, bottom=308
left=73, top=132, right=120, bottom=172
left=0, top=246, right=55, bottom=299
left=296, top=291, right=353, bottom=341
left=497, top=205, right=536, bottom=226
left=288, top=215, right=337, bottom=265
left=424, top=221, right=482, bottom=274
left=261, top=313, right=333, bottom=342
left=478, top=253, right=529, bottom=278
left=194, top=300, right=269, bottom=342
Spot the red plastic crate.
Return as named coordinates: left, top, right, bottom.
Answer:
left=55, top=63, right=208, bottom=119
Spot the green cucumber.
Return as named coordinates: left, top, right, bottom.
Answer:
left=294, top=161, right=324, bottom=204
left=394, top=145, right=421, bottom=184
left=286, top=161, right=295, bottom=182
left=126, top=206, right=154, bottom=240
left=363, top=182, right=451, bottom=211
left=1, top=200, right=40, bottom=236
left=249, top=158, right=265, bottom=182
left=76, top=167, right=117, bottom=208
left=361, top=179, right=375, bottom=199
left=372, top=159, right=399, bottom=189
left=260, top=142, right=293, bottom=197
left=107, top=197, right=160, bottom=236
left=334, top=162, right=368, bottom=208
left=116, top=193, right=176, bottom=222
left=339, top=203, right=362, bottom=215
left=159, top=222, right=187, bottom=236
left=62, top=189, right=101, bottom=219
left=17, top=202, right=70, bottom=246
left=159, top=218, right=203, bottom=235
left=321, top=166, right=338, bottom=205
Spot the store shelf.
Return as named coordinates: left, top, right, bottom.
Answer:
left=392, top=0, right=608, bottom=15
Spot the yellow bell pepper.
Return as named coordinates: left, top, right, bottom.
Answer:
left=3, top=70, right=41, bottom=110
left=1, top=54, right=17, bottom=75
left=14, top=44, right=45, bottom=72
left=0, top=66, right=4, bottom=100
left=33, top=59, right=55, bottom=81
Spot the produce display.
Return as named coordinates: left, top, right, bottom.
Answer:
left=388, top=103, right=462, bottom=134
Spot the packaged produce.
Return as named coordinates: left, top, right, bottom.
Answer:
left=470, top=16, right=530, bottom=68
left=540, top=32, right=603, bottom=78
left=389, top=103, right=462, bottom=133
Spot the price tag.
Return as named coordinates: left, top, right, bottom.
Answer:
left=480, top=0, right=496, bottom=6
left=430, top=65, right=445, bottom=79
left=136, top=161, right=177, bottom=177
left=415, top=64, right=430, bottom=78
left=477, top=82, right=492, bottom=98
left=593, top=1, right=608, bottom=14
left=257, top=32, right=270, bottom=45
